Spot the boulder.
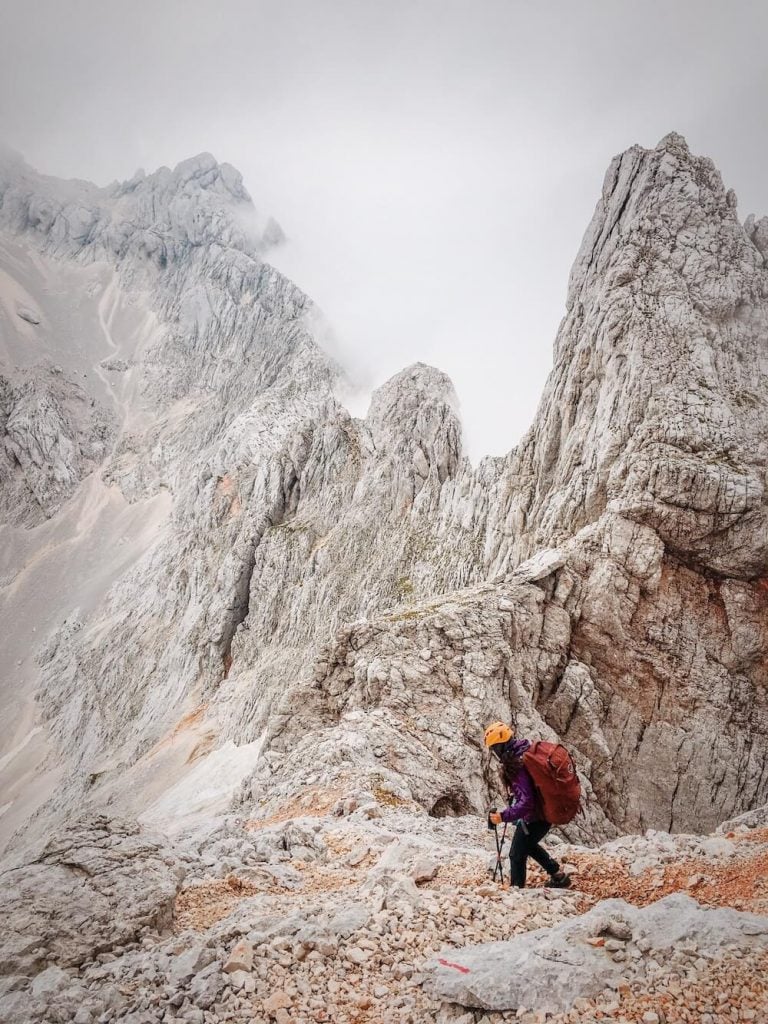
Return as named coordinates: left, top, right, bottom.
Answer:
left=427, top=894, right=768, bottom=1012
left=222, top=939, right=253, bottom=973
left=0, top=817, right=185, bottom=978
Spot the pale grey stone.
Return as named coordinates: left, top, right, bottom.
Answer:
left=0, top=816, right=184, bottom=976
left=427, top=894, right=768, bottom=1012
left=168, top=944, right=214, bottom=984
left=2, top=133, right=768, bottom=899
left=326, top=904, right=371, bottom=939
left=30, top=965, right=69, bottom=997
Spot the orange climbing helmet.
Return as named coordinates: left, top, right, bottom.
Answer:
left=483, top=721, right=514, bottom=748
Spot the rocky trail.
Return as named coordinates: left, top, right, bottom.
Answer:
left=2, top=798, right=767, bottom=1024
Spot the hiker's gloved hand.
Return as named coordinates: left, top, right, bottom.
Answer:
left=489, top=811, right=502, bottom=826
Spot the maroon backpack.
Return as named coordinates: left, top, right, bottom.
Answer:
left=523, top=741, right=582, bottom=825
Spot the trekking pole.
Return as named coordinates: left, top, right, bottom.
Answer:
left=487, top=808, right=508, bottom=884
left=496, top=821, right=508, bottom=884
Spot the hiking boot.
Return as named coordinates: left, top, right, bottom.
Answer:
left=548, top=870, right=572, bottom=888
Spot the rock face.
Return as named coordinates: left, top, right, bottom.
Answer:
left=247, top=132, right=768, bottom=836
left=488, top=132, right=768, bottom=579
left=0, top=365, right=115, bottom=526
left=0, top=816, right=184, bottom=977
left=1, top=132, right=767, bottom=858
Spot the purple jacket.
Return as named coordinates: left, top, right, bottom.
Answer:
left=499, top=739, right=539, bottom=824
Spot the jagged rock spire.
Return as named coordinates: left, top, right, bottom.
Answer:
left=495, top=131, right=768, bottom=578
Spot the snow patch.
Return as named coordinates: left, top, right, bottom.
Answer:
left=138, top=738, right=264, bottom=834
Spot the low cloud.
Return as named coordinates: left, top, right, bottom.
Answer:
left=2, top=0, right=767, bottom=460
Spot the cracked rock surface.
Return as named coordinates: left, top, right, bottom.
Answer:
left=1, top=131, right=768, bottom=1021
left=1, top=132, right=768, bottom=851
left=0, top=366, right=115, bottom=526
left=427, top=893, right=768, bottom=1012
left=0, top=816, right=185, bottom=978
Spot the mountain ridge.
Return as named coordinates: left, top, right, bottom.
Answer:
left=2, top=130, right=768, bottom=1024
left=0, top=133, right=766, bottom=858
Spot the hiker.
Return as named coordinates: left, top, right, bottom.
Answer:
left=484, top=721, right=573, bottom=889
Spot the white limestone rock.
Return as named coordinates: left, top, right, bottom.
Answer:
left=0, top=816, right=185, bottom=976
left=0, top=366, right=115, bottom=525
left=427, top=893, right=768, bottom=1012
left=2, top=131, right=768, bottom=856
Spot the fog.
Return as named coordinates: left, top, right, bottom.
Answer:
left=2, top=0, right=767, bottom=460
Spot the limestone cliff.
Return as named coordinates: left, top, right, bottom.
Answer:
left=0, top=133, right=766, bottom=857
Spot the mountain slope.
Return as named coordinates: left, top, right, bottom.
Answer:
left=250, top=132, right=768, bottom=837
left=0, top=133, right=767, bottom=859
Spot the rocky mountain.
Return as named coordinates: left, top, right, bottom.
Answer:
left=1, top=132, right=768, bottom=1022
left=2, top=132, right=768, bottom=846
left=239, top=131, right=768, bottom=839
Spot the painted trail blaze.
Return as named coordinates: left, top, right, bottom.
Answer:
left=437, top=957, right=471, bottom=974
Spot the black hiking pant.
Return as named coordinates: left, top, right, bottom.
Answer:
left=509, top=820, right=559, bottom=888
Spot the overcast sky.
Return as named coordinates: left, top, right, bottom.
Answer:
left=2, top=1, right=767, bottom=460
